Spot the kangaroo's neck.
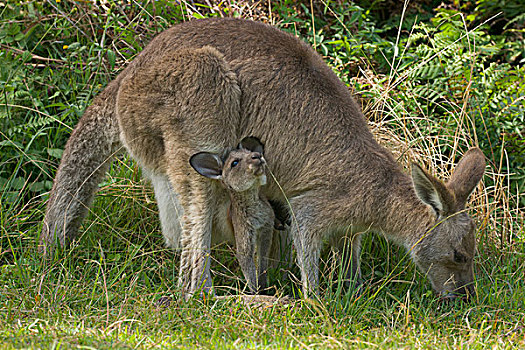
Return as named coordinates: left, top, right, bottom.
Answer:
left=373, top=171, right=436, bottom=250
left=229, top=188, right=261, bottom=218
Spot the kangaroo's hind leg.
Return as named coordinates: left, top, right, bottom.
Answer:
left=169, top=173, right=216, bottom=298
left=117, top=46, right=241, bottom=298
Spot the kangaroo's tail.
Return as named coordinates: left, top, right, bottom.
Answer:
left=40, top=79, right=122, bottom=254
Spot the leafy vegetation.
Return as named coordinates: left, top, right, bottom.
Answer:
left=1, top=0, right=524, bottom=348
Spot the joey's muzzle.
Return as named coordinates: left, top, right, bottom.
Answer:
left=248, top=152, right=265, bottom=175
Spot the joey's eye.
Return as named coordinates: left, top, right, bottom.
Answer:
left=453, top=250, right=467, bottom=264
left=231, top=160, right=239, bottom=168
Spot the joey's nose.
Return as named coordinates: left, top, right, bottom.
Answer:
left=249, top=152, right=263, bottom=165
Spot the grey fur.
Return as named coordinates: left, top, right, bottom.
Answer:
left=41, top=18, right=485, bottom=299
left=190, top=138, right=274, bottom=293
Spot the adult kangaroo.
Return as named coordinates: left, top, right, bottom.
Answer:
left=41, top=18, right=485, bottom=299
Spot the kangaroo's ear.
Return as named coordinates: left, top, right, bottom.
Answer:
left=447, top=148, right=485, bottom=208
left=238, top=136, right=264, bottom=154
left=411, top=163, right=456, bottom=217
left=190, top=152, right=223, bottom=179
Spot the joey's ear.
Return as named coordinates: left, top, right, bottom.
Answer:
left=238, top=136, right=264, bottom=154
left=447, top=148, right=485, bottom=207
left=189, top=152, right=223, bottom=179
left=411, top=163, right=456, bottom=217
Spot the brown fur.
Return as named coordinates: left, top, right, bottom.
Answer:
left=41, top=18, right=485, bottom=299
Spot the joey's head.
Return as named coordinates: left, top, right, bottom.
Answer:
left=410, top=148, right=485, bottom=301
left=190, top=136, right=267, bottom=192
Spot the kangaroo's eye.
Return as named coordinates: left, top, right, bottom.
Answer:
left=453, top=250, right=467, bottom=264
left=231, top=160, right=239, bottom=168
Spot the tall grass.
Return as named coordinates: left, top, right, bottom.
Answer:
left=1, top=0, right=524, bottom=348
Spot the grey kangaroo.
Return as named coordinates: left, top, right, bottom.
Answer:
left=41, top=18, right=485, bottom=300
left=190, top=136, right=274, bottom=294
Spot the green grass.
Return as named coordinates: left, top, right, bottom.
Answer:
left=1, top=0, right=524, bottom=348
left=1, top=163, right=524, bottom=348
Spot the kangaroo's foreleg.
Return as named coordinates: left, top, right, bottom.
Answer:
left=330, top=231, right=363, bottom=290
left=289, top=194, right=328, bottom=298
left=234, top=225, right=257, bottom=294
left=256, top=224, right=273, bottom=293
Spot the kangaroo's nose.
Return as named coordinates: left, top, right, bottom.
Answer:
left=441, top=284, right=475, bottom=303
left=249, top=152, right=263, bottom=165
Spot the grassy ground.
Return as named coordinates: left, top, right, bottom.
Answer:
left=1, top=0, right=524, bottom=348
left=1, top=201, right=524, bottom=348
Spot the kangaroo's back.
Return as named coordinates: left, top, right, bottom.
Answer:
left=124, top=18, right=393, bottom=199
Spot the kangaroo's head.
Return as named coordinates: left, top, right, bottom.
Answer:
left=410, top=148, right=485, bottom=300
left=190, top=136, right=267, bottom=192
